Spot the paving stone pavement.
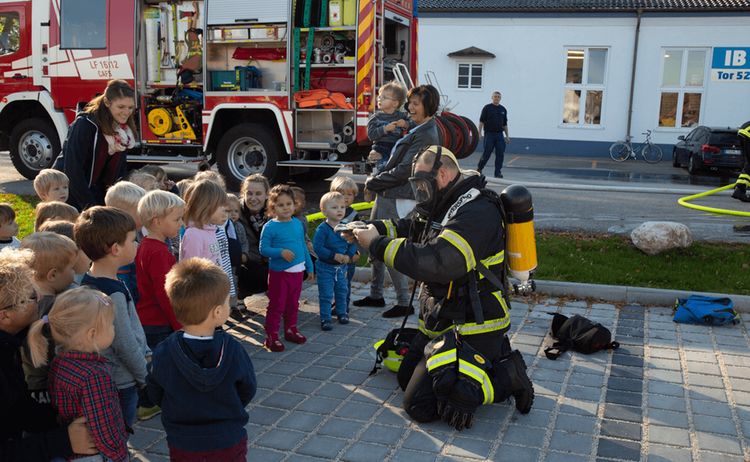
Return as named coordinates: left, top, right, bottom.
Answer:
left=131, top=282, right=750, bottom=462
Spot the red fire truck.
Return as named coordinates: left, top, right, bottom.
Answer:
left=0, top=0, right=418, bottom=188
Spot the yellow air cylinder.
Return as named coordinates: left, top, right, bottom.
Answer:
left=500, top=185, right=538, bottom=284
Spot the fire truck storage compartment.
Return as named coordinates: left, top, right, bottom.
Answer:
left=382, top=11, right=411, bottom=82
left=206, top=0, right=288, bottom=25
left=206, top=22, right=288, bottom=92
left=295, top=109, right=354, bottom=148
left=294, top=27, right=356, bottom=99
left=140, top=0, right=205, bottom=143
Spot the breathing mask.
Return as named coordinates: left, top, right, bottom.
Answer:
left=409, top=145, right=460, bottom=216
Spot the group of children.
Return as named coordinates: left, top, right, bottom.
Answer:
left=0, top=160, right=371, bottom=461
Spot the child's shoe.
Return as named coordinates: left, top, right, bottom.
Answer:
left=321, top=320, right=333, bottom=331
left=285, top=327, right=307, bottom=344
left=337, top=314, right=349, bottom=325
left=264, top=336, right=285, bottom=352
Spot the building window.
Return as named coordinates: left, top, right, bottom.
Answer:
left=457, top=63, right=482, bottom=90
left=60, top=0, right=106, bottom=49
left=562, top=47, right=608, bottom=126
left=658, top=49, right=707, bottom=128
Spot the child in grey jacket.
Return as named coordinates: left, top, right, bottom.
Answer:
left=367, top=82, right=412, bottom=171
left=75, top=206, right=149, bottom=431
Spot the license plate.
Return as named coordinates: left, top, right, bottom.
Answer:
left=724, top=149, right=742, bottom=155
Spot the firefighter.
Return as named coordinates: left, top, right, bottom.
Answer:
left=732, top=121, right=750, bottom=203
left=351, top=146, right=534, bottom=430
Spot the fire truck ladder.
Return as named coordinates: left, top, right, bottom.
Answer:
left=393, top=62, right=414, bottom=90
left=374, top=0, right=385, bottom=91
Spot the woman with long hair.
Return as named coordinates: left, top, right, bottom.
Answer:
left=54, top=79, right=138, bottom=210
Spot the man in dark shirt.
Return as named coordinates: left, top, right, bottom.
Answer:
left=477, top=91, right=510, bottom=178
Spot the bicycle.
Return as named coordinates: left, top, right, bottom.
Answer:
left=609, top=130, right=663, bottom=163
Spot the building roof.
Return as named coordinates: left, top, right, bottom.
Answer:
left=447, top=46, right=496, bottom=58
left=419, top=0, right=750, bottom=12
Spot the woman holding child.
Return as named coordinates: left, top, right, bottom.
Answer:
left=356, top=84, right=441, bottom=318
left=54, top=79, right=138, bottom=210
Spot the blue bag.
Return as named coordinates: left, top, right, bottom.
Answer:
left=673, top=295, right=739, bottom=326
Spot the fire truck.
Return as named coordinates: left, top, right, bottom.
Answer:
left=0, top=0, right=419, bottom=188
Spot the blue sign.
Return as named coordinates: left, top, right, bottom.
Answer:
left=712, top=48, right=750, bottom=69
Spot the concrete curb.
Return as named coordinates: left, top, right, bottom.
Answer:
left=352, top=267, right=750, bottom=313
left=484, top=176, right=731, bottom=196
left=533, top=279, right=750, bottom=313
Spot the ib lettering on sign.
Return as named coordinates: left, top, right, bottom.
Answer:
left=711, top=47, right=750, bottom=82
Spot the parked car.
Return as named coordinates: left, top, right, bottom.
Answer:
left=672, top=126, right=744, bottom=175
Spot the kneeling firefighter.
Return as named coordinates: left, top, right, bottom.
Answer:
left=732, top=121, right=750, bottom=203
left=351, top=146, right=534, bottom=430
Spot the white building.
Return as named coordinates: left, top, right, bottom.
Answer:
left=417, top=1, right=750, bottom=156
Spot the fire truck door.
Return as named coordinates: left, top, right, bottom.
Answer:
left=0, top=4, right=31, bottom=94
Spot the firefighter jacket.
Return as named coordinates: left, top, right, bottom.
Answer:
left=368, top=172, right=510, bottom=357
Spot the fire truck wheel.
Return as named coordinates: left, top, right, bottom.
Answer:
left=216, top=123, right=280, bottom=190
left=9, top=118, right=61, bottom=180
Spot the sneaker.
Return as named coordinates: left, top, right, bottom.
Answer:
left=264, top=336, right=285, bottom=352
left=337, top=314, right=349, bottom=324
left=284, top=327, right=307, bottom=344
left=382, top=305, right=414, bottom=318
left=137, top=405, right=161, bottom=421
left=352, top=296, right=385, bottom=307
left=321, top=320, right=333, bottom=331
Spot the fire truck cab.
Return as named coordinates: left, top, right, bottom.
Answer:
left=0, top=0, right=417, bottom=189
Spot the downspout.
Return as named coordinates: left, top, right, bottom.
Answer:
left=625, top=8, right=642, bottom=142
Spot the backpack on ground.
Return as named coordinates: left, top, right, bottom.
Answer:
left=544, top=313, right=619, bottom=360
left=673, top=295, right=739, bottom=326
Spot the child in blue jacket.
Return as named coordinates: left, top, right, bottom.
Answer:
left=313, top=192, right=358, bottom=331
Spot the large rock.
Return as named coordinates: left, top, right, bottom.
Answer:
left=630, top=221, right=693, bottom=255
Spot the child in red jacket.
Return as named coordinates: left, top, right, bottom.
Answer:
left=134, top=190, right=185, bottom=420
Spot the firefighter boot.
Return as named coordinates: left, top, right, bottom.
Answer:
left=492, top=350, right=534, bottom=414
left=732, top=184, right=750, bottom=202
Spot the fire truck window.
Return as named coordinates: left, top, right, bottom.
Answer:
left=0, top=13, right=20, bottom=55
left=60, top=0, right=106, bottom=49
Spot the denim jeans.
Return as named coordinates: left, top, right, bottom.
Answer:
left=316, top=261, right=349, bottom=321
left=478, top=132, right=506, bottom=177
left=118, top=385, right=138, bottom=430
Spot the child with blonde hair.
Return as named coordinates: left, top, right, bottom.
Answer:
left=259, top=185, right=313, bottom=351
left=237, top=174, right=270, bottom=296
left=0, top=203, right=20, bottom=250
left=147, top=258, right=256, bottom=461
left=367, top=81, right=410, bottom=168
left=136, top=190, right=184, bottom=346
left=19, top=232, right=78, bottom=402
left=313, top=192, right=357, bottom=330
left=126, top=171, right=160, bottom=191
left=0, top=248, right=94, bottom=461
left=180, top=180, right=236, bottom=304
left=330, top=176, right=362, bottom=310
left=290, top=185, right=315, bottom=258
left=27, top=287, right=128, bottom=462
left=138, top=165, right=176, bottom=192
left=75, top=206, right=149, bottom=430
left=105, top=180, right=146, bottom=304
left=33, top=169, right=70, bottom=204
left=37, top=220, right=92, bottom=284
left=33, top=201, right=79, bottom=231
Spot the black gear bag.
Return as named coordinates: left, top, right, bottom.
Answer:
left=544, top=313, right=619, bottom=360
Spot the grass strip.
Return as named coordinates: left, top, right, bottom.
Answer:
left=6, top=193, right=746, bottom=295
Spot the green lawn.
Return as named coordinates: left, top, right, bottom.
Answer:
left=536, top=231, right=750, bottom=295
left=0, top=193, right=39, bottom=238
